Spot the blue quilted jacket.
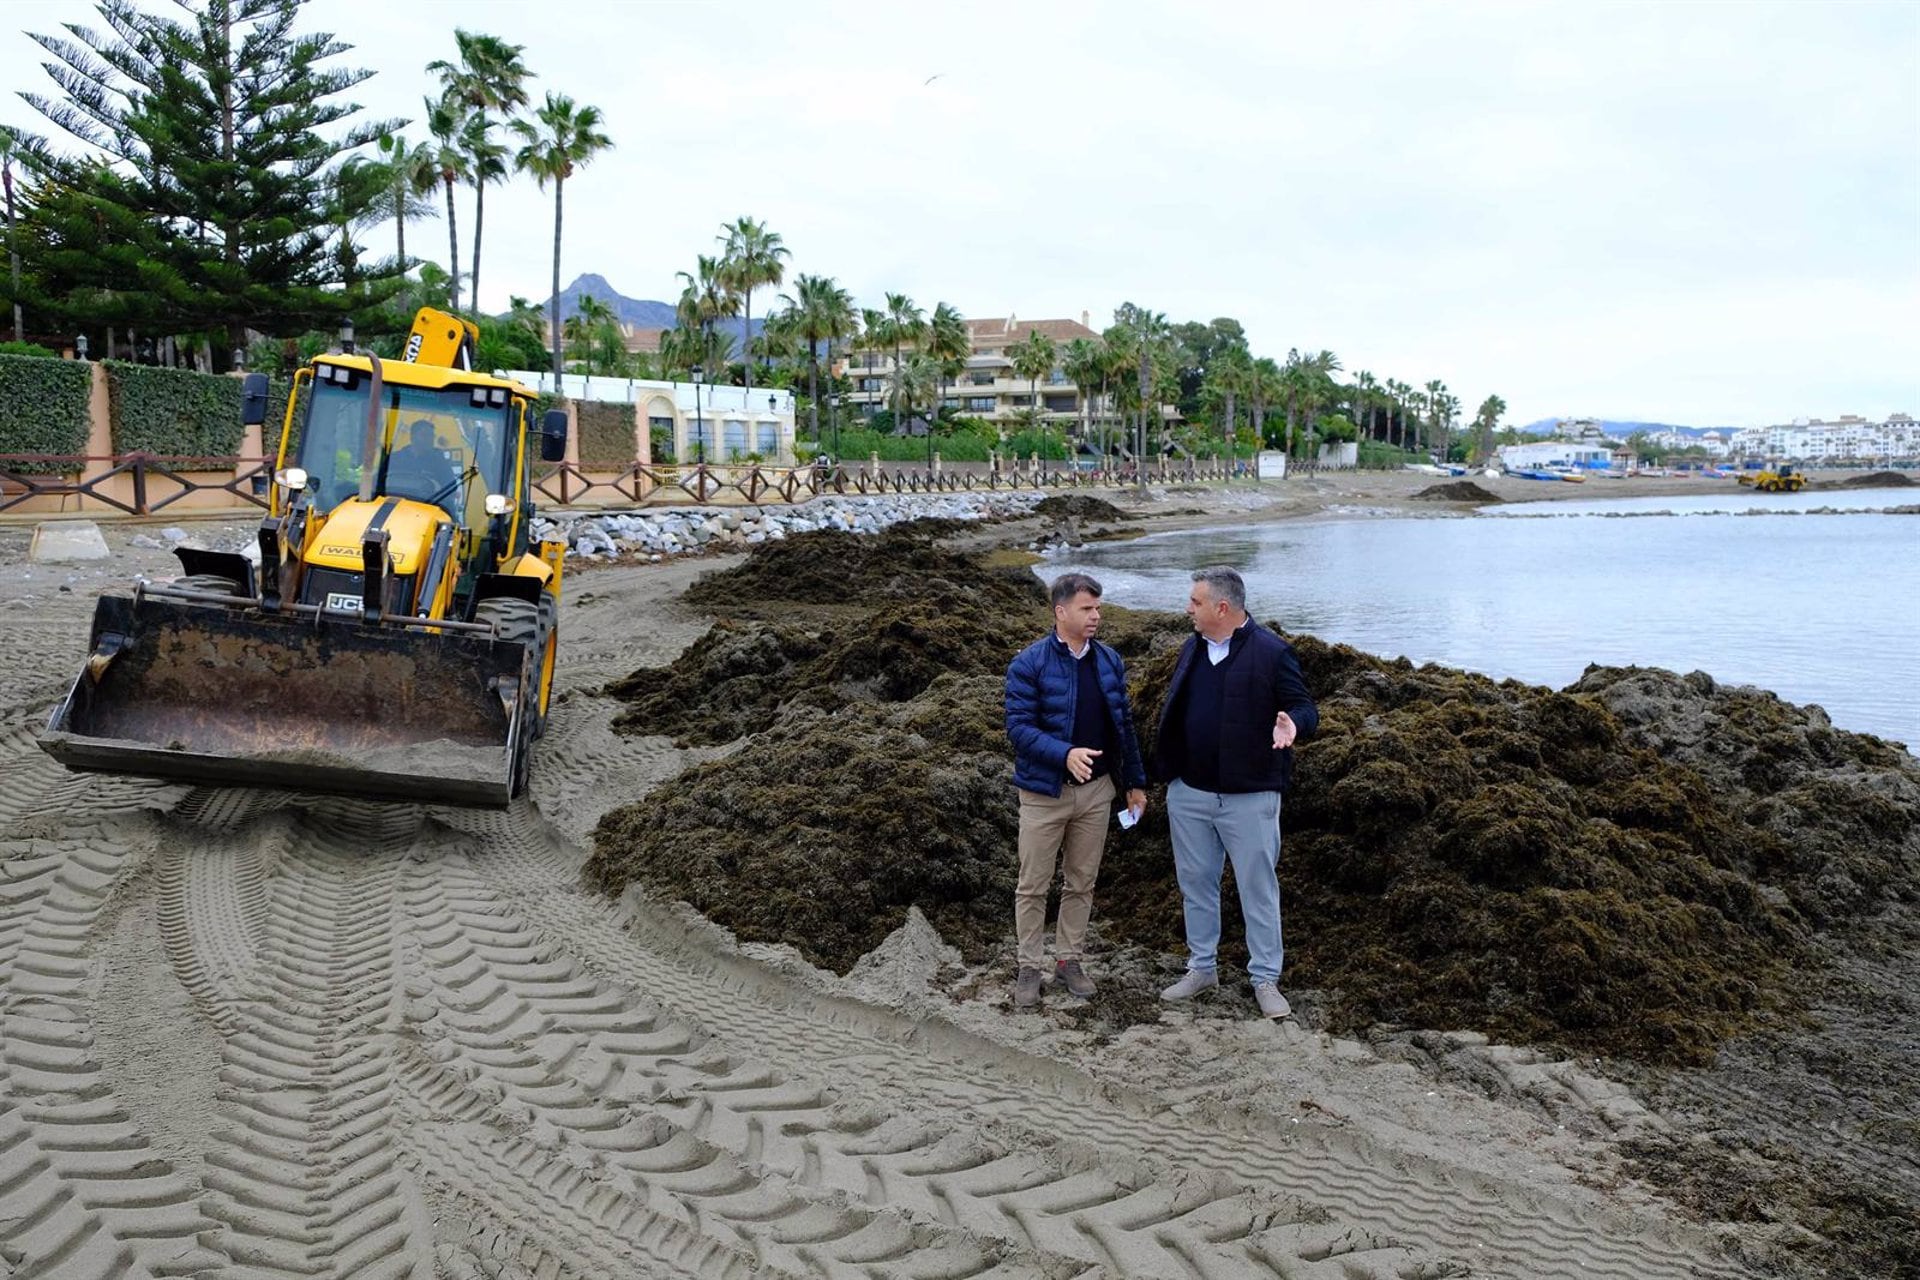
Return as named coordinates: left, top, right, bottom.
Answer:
left=1003, top=634, right=1148, bottom=797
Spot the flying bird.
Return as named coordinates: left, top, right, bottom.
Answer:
left=923, top=73, right=944, bottom=86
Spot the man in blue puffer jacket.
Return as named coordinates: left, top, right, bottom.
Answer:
left=1004, top=572, right=1149, bottom=1010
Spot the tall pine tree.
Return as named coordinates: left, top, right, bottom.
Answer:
left=17, top=0, right=402, bottom=366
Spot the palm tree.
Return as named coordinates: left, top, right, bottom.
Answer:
left=1060, top=337, right=1104, bottom=456
left=371, top=133, right=436, bottom=278
left=1352, top=370, right=1379, bottom=442
left=566, top=293, right=617, bottom=379
left=506, top=295, right=545, bottom=342
left=1205, top=345, right=1252, bottom=465
left=425, top=95, right=471, bottom=311
left=1010, top=328, right=1058, bottom=472
left=778, top=274, right=856, bottom=449
left=893, top=352, right=940, bottom=464
left=1303, top=350, right=1344, bottom=455
left=429, top=30, right=532, bottom=313
left=1423, top=379, right=1448, bottom=460
left=1249, top=356, right=1283, bottom=448
left=718, top=216, right=789, bottom=408
left=924, top=301, right=969, bottom=434
left=1384, top=378, right=1411, bottom=450
left=873, top=293, right=925, bottom=430
left=1473, top=394, right=1507, bottom=464
left=512, top=92, right=612, bottom=382
left=675, top=254, right=737, bottom=395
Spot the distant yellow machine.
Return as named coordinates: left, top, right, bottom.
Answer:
left=40, top=307, right=570, bottom=805
left=1736, top=465, right=1808, bottom=493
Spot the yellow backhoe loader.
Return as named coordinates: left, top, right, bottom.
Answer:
left=39, top=308, right=569, bottom=805
left=1735, top=464, right=1807, bottom=493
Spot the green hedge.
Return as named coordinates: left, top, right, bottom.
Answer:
left=105, top=361, right=247, bottom=458
left=576, top=399, right=637, bottom=468
left=0, top=354, right=95, bottom=472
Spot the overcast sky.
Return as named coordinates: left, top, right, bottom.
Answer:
left=3, top=0, right=1916, bottom=427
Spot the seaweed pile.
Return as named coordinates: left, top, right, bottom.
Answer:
left=589, top=529, right=1920, bottom=1068
left=1032, top=494, right=1130, bottom=522
left=1412, top=480, right=1503, bottom=503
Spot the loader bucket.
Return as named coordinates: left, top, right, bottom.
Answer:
left=39, top=592, right=530, bottom=807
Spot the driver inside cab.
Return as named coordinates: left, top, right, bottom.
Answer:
left=388, top=418, right=457, bottom=500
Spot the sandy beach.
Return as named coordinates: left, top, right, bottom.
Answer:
left=0, top=471, right=1913, bottom=1279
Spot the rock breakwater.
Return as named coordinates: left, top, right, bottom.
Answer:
left=533, top=492, right=1047, bottom=561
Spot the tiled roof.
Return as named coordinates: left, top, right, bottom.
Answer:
left=964, top=317, right=1099, bottom=348
left=624, top=326, right=667, bottom=353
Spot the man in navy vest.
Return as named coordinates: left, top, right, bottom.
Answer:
left=1153, top=566, right=1318, bottom=1019
left=1003, top=573, right=1149, bottom=1010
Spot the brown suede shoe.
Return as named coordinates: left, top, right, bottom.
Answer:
left=1056, top=959, right=1096, bottom=999
left=1013, top=966, right=1043, bottom=1009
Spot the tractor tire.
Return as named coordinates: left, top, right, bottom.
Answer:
left=475, top=597, right=542, bottom=797
left=172, top=573, right=245, bottom=597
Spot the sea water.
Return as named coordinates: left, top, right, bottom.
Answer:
left=1044, top=495, right=1920, bottom=746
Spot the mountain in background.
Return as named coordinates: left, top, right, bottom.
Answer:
left=1520, top=418, right=1733, bottom=438
left=529, top=273, right=763, bottom=346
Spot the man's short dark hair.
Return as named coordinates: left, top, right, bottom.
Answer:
left=1050, top=572, right=1103, bottom=608
left=1192, top=566, right=1246, bottom=612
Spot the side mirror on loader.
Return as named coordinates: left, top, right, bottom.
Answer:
left=540, top=408, right=568, bottom=463
left=240, top=372, right=270, bottom=427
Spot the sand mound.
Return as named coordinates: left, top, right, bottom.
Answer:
left=1828, top=470, right=1915, bottom=489
left=591, top=534, right=1920, bottom=1068
left=1413, top=481, right=1503, bottom=503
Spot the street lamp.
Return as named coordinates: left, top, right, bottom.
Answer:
left=691, top=365, right=705, bottom=465
left=339, top=318, right=355, bottom=355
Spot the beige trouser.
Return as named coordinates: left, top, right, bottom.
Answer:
left=1014, top=774, right=1114, bottom=970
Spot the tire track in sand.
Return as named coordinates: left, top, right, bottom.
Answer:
left=186, top=800, right=434, bottom=1279
left=0, top=814, right=223, bottom=1279
left=456, top=800, right=1747, bottom=1280
left=403, top=816, right=1438, bottom=1280
left=391, top=847, right=1066, bottom=1280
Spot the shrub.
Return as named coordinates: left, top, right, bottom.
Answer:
left=0, top=353, right=95, bottom=472
left=0, top=340, right=59, bottom=359
left=576, top=399, right=637, bottom=468
left=104, top=361, right=246, bottom=458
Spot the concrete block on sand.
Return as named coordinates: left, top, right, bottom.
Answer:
left=29, top=520, right=112, bottom=562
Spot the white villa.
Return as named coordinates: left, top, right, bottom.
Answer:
left=505, top=370, right=797, bottom=464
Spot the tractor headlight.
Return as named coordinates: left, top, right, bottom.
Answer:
left=483, top=493, right=511, bottom=516
left=275, top=466, right=309, bottom=491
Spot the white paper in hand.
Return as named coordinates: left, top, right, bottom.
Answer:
left=1117, top=807, right=1140, bottom=830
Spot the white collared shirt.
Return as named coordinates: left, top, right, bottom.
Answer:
left=1205, top=617, right=1249, bottom=666
left=1059, top=634, right=1091, bottom=660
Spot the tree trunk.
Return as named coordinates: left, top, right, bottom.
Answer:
left=807, top=341, right=819, bottom=445
left=548, top=178, right=564, bottom=382
left=4, top=170, right=20, bottom=344
left=396, top=202, right=406, bottom=279
left=470, top=180, right=485, bottom=314
left=444, top=174, right=462, bottom=313
left=742, top=292, right=753, bottom=407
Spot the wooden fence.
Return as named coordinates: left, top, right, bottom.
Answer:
left=2, top=451, right=1367, bottom=517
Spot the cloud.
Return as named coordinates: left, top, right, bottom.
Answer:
left=0, top=0, right=1912, bottom=426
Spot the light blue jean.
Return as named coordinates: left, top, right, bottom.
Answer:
left=1165, top=778, right=1285, bottom=985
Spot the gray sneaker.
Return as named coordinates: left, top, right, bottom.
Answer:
left=1253, top=981, right=1292, bottom=1020
left=1013, top=966, right=1043, bottom=1009
left=1160, top=969, right=1218, bottom=1001
left=1056, top=959, right=1095, bottom=999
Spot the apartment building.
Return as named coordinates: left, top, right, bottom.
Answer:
left=843, top=313, right=1103, bottom=427
left=1730, top=413, right=1919, bottom=463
